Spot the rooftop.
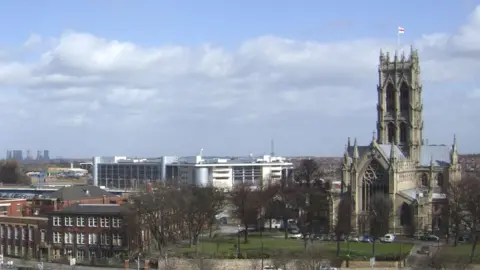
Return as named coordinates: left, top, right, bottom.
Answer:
left=47, top=185, right=115, bottom=201
left=57, top=203, right=125, bottom=215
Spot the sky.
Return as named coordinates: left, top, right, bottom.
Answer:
left=0, top=0, right=480, bottom=158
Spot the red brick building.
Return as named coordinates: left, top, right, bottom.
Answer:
left=0, top=216, right=49, bottom=260
left=49, top=204, right=143, bottom=265
left=0, top=199, right=29, bottom=217
left=30, top=185, right=125, bottom=216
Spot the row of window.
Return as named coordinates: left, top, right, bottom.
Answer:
left=0, top=245, right=34, bottom=257
left=52, top=217, right=122, bottom=228
left=0, top=225, right=45, bottom=242
left=52, top=232, right=123, bottom=246
left=53, top=249, right=124, bottom=261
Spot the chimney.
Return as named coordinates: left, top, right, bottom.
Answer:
left=103, top=195, right=106, bottom=204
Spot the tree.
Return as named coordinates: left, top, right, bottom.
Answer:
left=458, top=174, right=480, bottom=263
left=369, top=193, right=392, bottom=257
left=128, top=183, right=185, bottom=255
left=230, top=183, right=262, bottom=243
left=335, top=191, right=353, bottom=256
left=0, top=160, right=31, bottom=185
left=294, top=158, right=322, bottom=186
left=182, top=186, right=226, bottom=248
left=445, top=179, right=465, bottom=246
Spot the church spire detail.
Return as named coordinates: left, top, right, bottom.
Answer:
left=353, top=138, right=359, bottom=160
left=450, top=134, right=458, bottom=164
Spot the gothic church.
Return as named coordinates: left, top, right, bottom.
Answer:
left=340, top=47, right=461, bottom=235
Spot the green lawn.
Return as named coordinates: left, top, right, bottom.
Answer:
left=437, top=243, right=480, bottom=263
left=179, top=234, right=413, bottom=260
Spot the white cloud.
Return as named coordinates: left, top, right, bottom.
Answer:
left=3, top=7, right=480, bottom=156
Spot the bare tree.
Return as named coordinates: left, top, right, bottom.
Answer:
left=458, top=174, right=480, bottom=263
left=445, top=179, right=465, bottom=246
left=230, top=183, right=262, bottom=243
left=182, top=186, right=226, bottom=248
left=128, top=183, right=184, bottom=255
left=368, top=193, right=392, bottom=257
left=271, top=249, right=292, bottom=270
left=335, top=191, right=353, bottom=256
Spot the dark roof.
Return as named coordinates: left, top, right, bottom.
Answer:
left=56, top=204, right=126, bottom=215
left=48, top=185, right=114, bottom=201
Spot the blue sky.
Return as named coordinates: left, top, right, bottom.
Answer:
left=0, top=1, right=479, bottom=158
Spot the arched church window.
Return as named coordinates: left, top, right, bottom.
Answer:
left=399, top=122, right=408, bottom=144
left=387, top=122, right=395, bottom=143
left=400, top=83, right=409, bottom=112
left=361, top=160, right=388, bottom=211
left=421, top=173, right=428, bottom=187
left=386, top=84, right=395, bottom=112
left=437, top=173, right=444, bottom=187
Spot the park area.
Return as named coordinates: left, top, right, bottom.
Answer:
left=179, top=233, right=413, bottom=263
left=436, top=243, right=480, bottom=263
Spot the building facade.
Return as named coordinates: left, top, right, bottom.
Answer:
left=339, top=48, right=461, bottom=235
left=49, top=204, right=141, bottom=265
left=166, top=155, right=294, bottom=190
left=0, top=215, right=49, bottom=260
left=91, top=156, right=178, bottom=189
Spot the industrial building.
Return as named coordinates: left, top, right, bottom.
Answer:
left=91, top=155, right=294, bottom=190
left=166, top=155, right=294, bottom=190
left=91, top=156, right=178, bottom=189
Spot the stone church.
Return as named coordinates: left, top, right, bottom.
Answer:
left=339, top=47, right=461, bottom=235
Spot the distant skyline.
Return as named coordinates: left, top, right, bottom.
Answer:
left=1, top=1, right=480, bottom=157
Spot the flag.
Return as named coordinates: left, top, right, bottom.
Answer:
left=398, top=27, right=405, bottom=34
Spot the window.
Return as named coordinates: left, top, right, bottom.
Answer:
left=421, top=173, right=428, bottom=187
left=100, top=233, right=110, bottom=245
left=14, top=227, right=19, bottom=239
left=64, top=232, right=73, bottom=244
left=53, top=232, right=62, bottom=244
left=21, top=227, right=26, bottom=240
left=112, top=233, right=123, bottom=246
left=437, top=173, right=444, bottom=187
left=40, top=230, right=45, bottom=242
left=64, top=249, right=72, bottom=256
left=112, top=217, right=122, bottom=228
left=88, top=233, right=97, bottom=245
left=28, top=227, right=33, bottom=241
left=100, top=217, right=110, bottom=228
left=88, top=217, right=97, bottom=227
left=0, top=225, right=3, bottom=238
left=76, top=249, right=85, bottom=261
left=76, top=233, right=85, bottom=244
left=76, top=217, right=85, bottom=227
left=7, top=226, right=11, bottom=239
left=53, top=217, right=61, bottom=226
left=64, top=217, right=73, bottom=227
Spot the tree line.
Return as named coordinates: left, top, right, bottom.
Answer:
left=126, top=159, right=333, bottom=258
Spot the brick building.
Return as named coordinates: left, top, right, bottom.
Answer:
left=30, top=185, right=124, bottom=216
left=0, top=216, right=49, bottom=260
left=49, top=203, right=143, bottom=265
left=0, top=199, right=30, bottom=217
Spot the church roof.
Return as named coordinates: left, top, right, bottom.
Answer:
left=419, top=145, right=450, bottom=167
left=377, top=144, right=406, bottom=160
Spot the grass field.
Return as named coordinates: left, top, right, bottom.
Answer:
left=437, top=243, right=480, bottom=263
left=179, top=234, right=413, bottom=260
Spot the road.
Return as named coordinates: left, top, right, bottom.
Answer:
left=405, top=241, right=443, bottom=269
left=0, top=256, right=146, bottom=270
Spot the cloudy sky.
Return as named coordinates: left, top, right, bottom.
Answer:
left=0, top=0, right=479, bottom=158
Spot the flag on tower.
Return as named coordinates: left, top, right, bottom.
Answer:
left=398, top=27, right=405, bottom=34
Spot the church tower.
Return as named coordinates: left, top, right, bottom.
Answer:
left=376, top=47, right=423, bottom=162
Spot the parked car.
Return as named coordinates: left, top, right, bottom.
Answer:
left=348, top=236, right=360, bottom=242
left=420, top=234, right=440, bottom=241
left=289, top=232, right=302, bottom=239
left=359, top=235, right=373, bottom=243
left=381, top=233, right=396, bottom=243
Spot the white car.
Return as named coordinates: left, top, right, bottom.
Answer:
left=288, top=233, right=302, bottom=239
left=382, top=233, right=395, bottom=243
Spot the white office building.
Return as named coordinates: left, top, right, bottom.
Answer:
left=166, top=155, right=294, bottom=190
left=91, top=156, right=178, bottom=189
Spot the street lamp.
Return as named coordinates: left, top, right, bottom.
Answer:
left=237, top=225, right=241, bottom=258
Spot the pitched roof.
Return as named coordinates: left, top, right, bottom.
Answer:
left=56, top=203, right=126, bottom=215
left=48, top=185, right=114, bottom=201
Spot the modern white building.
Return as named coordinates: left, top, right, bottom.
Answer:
left=166, top=155, right=294, bottom=190
left=91, top=156, right=178, bottom=189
